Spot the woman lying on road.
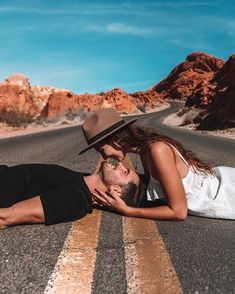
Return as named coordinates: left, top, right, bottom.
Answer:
left=79, top=108, right=235, bottom=221
left=0, top=161, right=143, bottom=229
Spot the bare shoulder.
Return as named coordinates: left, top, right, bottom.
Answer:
left=148, top=141, right=173, bottom=159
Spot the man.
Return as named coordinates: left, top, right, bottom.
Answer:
left=0, top=161, right=142, bottom=229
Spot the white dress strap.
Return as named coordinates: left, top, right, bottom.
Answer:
left=169, top=144, right=189, bottom=166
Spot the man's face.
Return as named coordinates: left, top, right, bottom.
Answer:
left=99, top=161, right=140, bottom=188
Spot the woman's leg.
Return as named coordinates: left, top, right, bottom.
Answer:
left=0, top=196, right=45, bottom=229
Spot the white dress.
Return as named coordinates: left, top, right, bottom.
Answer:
left=146, top=145, right=235, bottom=220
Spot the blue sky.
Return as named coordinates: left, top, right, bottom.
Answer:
left=0, top=0, right=234, bottom=94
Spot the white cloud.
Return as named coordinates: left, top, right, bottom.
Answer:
left=84, top=22, right=160, bottom=37
left=168, top=38, right=212, bottom=50
left=106, top=23, right=154, bottom=36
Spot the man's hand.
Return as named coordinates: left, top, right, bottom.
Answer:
left=92, top=188, right=129, bottom=215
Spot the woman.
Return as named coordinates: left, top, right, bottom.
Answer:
left=79, top=108, right=235, bottom=220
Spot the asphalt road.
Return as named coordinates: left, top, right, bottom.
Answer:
left=0, top=102, right=234, bottom=293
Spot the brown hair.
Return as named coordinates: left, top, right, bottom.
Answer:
left=121, top=174, right=147, bottom=207
left=104, top=124, right=213, bottom=175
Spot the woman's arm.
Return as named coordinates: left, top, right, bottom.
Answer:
left=93, top=190, right=187, bottom=221
left=142, top=141, right=188, bottom=220
left=93, top=142, right=188, bottom=221
left=124, top=205, right=186, bottom=220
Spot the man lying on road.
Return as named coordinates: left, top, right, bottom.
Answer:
left=0, top=161, right=144, bottom=229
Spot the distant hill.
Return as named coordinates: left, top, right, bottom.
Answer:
left=0, top=51, right=234, bottom=130
left=0, top=74, right=165, bottom=125
left=151, top=52, right=235, bottom=130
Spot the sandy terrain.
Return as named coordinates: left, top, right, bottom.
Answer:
left=3, top=102, right=233, bottom=141
left=163, top=112, right=235, bottom=140
left=0, top=103, right=170, bottom=139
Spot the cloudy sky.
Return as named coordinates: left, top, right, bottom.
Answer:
left=0, top=0, right=234, bottom=93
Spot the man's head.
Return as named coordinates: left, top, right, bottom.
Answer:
left=97, top=161, right=145, bottom=207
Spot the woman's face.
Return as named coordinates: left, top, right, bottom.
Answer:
left=95, top=142, right=125, bottom=162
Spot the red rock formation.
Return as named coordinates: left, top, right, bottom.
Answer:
left=101, top=88, right=137, bottom=113
left=149, top=51, right=234, bottom=129
left=31, top=85, right=55, bottom=112
left=0, top=74, right=38, bottom=115
left=3, top=51, right=233, bottom=130
left=40, top=90, right=80, bottom=118
left=40, top=87, right=166, bottom=118
left=196, top=55, right=235, bottom=130
left=75, top=92, right=104, bottom=112
left=131, top=89, right=164, bottom=108
left=152, top=52, right=224, bottom=102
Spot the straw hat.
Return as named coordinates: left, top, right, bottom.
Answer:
left=79, top=108, right=137, bottom=155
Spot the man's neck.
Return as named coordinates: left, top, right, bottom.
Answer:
left=83, top=173, right=107, bottom=196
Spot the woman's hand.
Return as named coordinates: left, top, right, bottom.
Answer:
left=92, top=188, right=129, bottom=215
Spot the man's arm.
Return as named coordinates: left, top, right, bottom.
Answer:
left=0, top=196, right=45, bottom=229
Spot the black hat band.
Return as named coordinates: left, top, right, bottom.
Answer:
left=87, top=120, right=125, bottom=144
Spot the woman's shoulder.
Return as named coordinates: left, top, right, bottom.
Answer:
left=147, top=141, right=173, bottom=156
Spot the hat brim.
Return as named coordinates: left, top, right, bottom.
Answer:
left=78, top=118, right=137, bottom=155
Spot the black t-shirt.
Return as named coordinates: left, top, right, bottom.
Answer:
left=0, top=164, right=93, bottom=225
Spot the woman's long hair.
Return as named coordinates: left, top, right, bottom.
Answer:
left=106, top=124, right=213, bottom=175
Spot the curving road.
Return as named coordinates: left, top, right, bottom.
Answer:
left=132, top=101, right=235, bottom=167
left=0, top=101, right=234, bottom=293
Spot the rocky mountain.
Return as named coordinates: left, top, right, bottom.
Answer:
left=40, top=87, right=166, bottom=118
left=152, top=52, right=234, bottom=130
left=152, top=52, right=224, bottom=102
left=195, top=54, right=235, bottom=129
left=0, top=74, right=38, bottom=116
left=0, top=74, right=164, bottom=123
left=0, top=51, right=234, bottom=130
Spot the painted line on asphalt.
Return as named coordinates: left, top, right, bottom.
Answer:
left=44, top=158, right=105, bottom=294
left=44, top=211, right=102, bottom=294
left=123, top=217, right=183, bottom=294
left=123, top=156, right=183, bottom=294
left=91, top=211, right=127, bottom=293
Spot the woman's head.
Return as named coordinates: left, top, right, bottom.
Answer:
left=93, top=124, right=161, bottom=160
left=92, top=123, right=156, bottom=161
left=94, top=123, right=214, bottom=175
left=80, top=108, right=213, bottom=175
left=79, top=108, right=137, bottom=155
left=94, top=139, right=126, bottom=161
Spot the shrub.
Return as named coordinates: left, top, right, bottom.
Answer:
left=0, top=108, right=34, bottom=127
left=136, top=103, right=147, bottom=113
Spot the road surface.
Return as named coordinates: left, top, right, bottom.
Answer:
left=0, top=102, right=234, bottom=293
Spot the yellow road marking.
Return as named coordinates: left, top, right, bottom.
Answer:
left=123, top=217, right=183, bottom=294
left=44, top=211, right=102, bottom=294
left=123, top=156, right=183, bottom=294
left=44, top=159, right=104, bottom=294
